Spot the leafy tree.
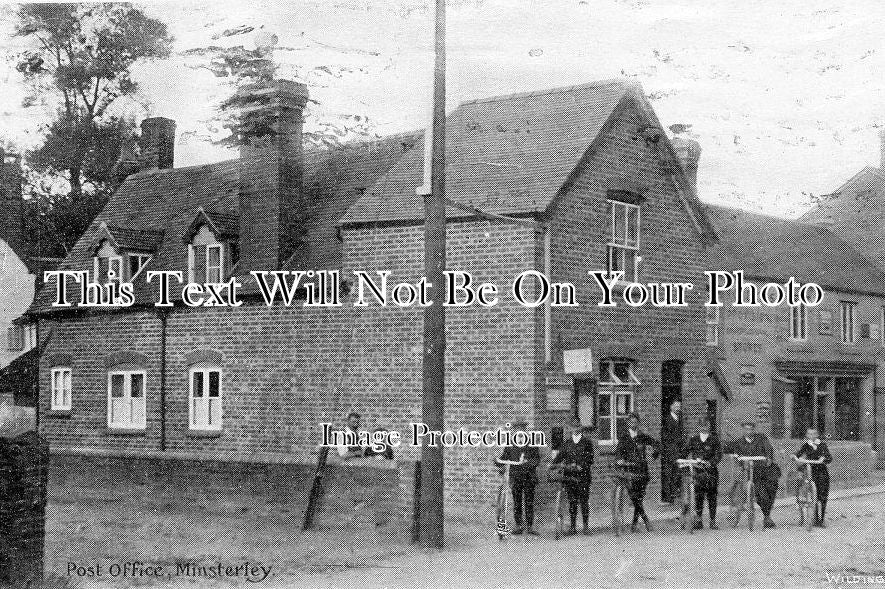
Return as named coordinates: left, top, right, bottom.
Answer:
left=12, top=3, right=173, bottom=254
left=180, top=28, right=377, bottom=149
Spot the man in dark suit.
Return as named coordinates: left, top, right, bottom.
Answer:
left=660, top=399, right=683, bottom=503
left=682, top=418, right=722, bottom=529
left=497, top=420, right=542, bottom=535
left=616, top=412, right=660, bottom=532
left=552, top=417, right=594, bottom=535
left=724, top=421, right=779, bottom=528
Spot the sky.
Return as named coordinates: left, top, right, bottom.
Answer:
left=3, top=0, right=885, bottom=218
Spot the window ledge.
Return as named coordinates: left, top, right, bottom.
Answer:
left=47, top=409, right=72, bottom=418
left=106, top=427, right=146, bottom=436
left=186, top=428, right=222, bottom=438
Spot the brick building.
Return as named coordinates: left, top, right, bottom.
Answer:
left=32, top=78, right=718, bottom=514
left=704, top=204, right=884, bottom=481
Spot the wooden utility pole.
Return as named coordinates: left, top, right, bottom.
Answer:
left=419, top=0, right=446, bottom=549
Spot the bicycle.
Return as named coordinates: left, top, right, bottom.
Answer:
left=727, top=455, right=767, bottom=531
left=795, top=457, right=821, bottom=531
left=610, top=460, right=639, bottom=536
left=495, top=457, right=525, bottom=541
left=676, top=458, right=707, bottom=534
left=547, top=463, right=568, bottom=540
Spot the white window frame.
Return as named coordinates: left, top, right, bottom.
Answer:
left=206, top=243, right=223, bottom=284
left=107, top=369, right=147, bottom=429
left=790, top=304, right=808, bottom=342
left=597, top=359, right=640, bottom=445
left=127, top=253, right=152, bottom=281
left=51, top=367, right=72, bottom=411
left=189, top=365, right=223, bottom=431
left=840, top=301, right=857, bottom=345
left=706, top=306, right=720, bottom=346
left=188, top=242, right=225, bottom=284
left=606, top=200, right=640, bottom=283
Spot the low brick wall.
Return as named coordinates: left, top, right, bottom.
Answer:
left=0, top=432, right=48, bottom=587
left=49, top=449, right=404, bottom=529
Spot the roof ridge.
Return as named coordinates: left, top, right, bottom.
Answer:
left=704, top=202, right=812, bottom=225
left=458, top=78, right=632, bottom=107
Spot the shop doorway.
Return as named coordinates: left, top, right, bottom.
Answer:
left=661, top=360, right=684, bottom=426
left=834, top=377, right=861, bottom=441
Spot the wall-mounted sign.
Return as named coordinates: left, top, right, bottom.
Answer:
left=563, top=348, right=594, bottom=374
left=818, top=310, right=833, bottom=336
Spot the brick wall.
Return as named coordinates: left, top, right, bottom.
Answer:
left=39, top=220, right=539, bottom=516
left=0, top=432, right=47, bottom=586
left=544, top=101, right=711, bottom=497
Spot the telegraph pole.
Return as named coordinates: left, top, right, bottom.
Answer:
left=419, top=0, right=446, bottom=549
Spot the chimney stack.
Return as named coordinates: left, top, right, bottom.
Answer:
left=138, top=117, right=176, bottom=170
left=235, top=79, right=309, bottom=272
left=0, top=149, right=25, bottom=255
left=669, top=123, right=701, bottom=190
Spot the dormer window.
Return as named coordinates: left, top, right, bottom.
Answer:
left=184, top=208, right=240, bottom=284
left=90, top=223, right=161, bottom=284
left=189, top=225, right=226, bottom=284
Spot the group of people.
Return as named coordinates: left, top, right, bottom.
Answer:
left=497, top=400, right=834, bottom=536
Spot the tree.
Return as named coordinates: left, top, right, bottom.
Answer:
left=13, top=3, right=173, bottom=254
left=180, top=27, right=377, bottom=149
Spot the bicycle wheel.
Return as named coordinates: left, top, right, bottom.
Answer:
left=611, top=482, right=622, bottom=536
left=686, top=480, right=696, bottom=534
left=728, top=482, right=742, bottom=527
left=809, top=480, right=818, bottom=531
left=496, top=484, right=508, bottom=540
left=746, top=480, right=755, bottom=531
left=554, top=486, right=565, bottom=541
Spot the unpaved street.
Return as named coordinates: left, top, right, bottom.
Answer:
left=69, top=491, right=885, bottom=589
left=288, top=493, right=885, bottom=589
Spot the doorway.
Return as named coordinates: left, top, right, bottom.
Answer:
left=834, top=377, right=861, bottom=441
left=661, top=360, right=684, bottom=425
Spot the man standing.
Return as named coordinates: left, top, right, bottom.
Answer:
left=682, top=418, right=722, bottom=529
left=616, top=413, right=660, bottom=532
left=725, top=421, right=779, bottom=528
left=660, top=399, right=684, bottom=504
left=497, top=420, right=541, bottom=535
left=552, top=417, right=594, bottom=535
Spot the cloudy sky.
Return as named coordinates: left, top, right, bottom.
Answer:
left=3, top=0, right=885, bottom=217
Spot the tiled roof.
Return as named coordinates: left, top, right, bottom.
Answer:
left=31, top=133, right=417, bottom=312
left=98, top=224, right=165, bottom=253
left=705, top=204, right=885, bottom=296
left=341, top=79, right=635, bottom=224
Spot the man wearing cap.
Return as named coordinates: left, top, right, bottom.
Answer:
left=497, top=420, right=541, bottom=535
left=724, top=421, right=779, bottom=528
left=552, top=417, right=595, bottom=535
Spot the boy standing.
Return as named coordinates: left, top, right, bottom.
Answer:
left=552, top=417, right=594, bottom=535
left=724, top=421, right=779, bottom=528
left=792, top=428, right=833, bottom=527
left=682, top=419, right=722, bottom=529
left=497, top=420, right=541, bottom=535
left=615, top=413, right=660, bottom=533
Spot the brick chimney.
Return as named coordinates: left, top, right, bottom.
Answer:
left=138, top=117, right=176, bottom=170
left=0, top=149, right=25, bottom=255
left=669, top=123, right=701, bottom=189
left=235, top=79, right=309, bottom=272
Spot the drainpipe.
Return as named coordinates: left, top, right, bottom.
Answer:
left=158, top=309, right=168, bottom=451
left=543, top=223, right=551, bottom=365
left=34, top=317, right=40, bottom=432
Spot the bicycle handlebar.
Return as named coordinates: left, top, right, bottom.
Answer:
left=734, top=455, right=767, bottom=462
left=676, top=458, right=708, bottom=467
left=793, top=457, right=824, bottom=464
left=497, top=458, right=526, bottom=466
